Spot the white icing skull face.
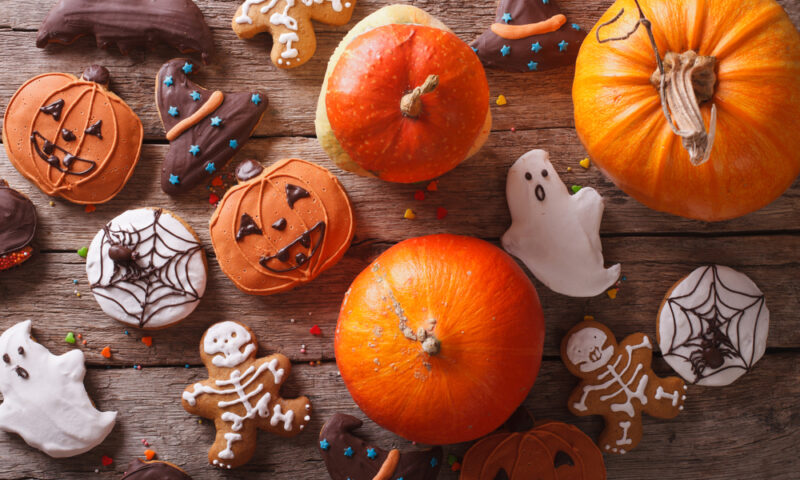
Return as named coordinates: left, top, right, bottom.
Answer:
left=203, top=321, right=256, bottom=368
left=566, top=327, right=614, bottom=372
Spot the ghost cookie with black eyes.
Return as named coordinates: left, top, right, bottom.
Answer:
left=0, top=320, right=117, bottom=457
left=2, top=65, right=143, bottom=204
left=210, top=159, right=355, bottom=295
left=501, top=149, right=620, bottom=297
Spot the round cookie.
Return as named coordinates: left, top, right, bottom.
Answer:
left=2, top=65, right=143, bottom=204
left=0, top=180, right=37, bottom=271
left=86, top=207, right=207, bottom=329
left=122, top=458, right=192, bottom=479
left=657, top=265, right=769, bottom=387
left=210, top=159, right=355, bottom=295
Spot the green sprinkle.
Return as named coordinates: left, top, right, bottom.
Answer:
left=77, top=246, right=88, bottom=258
left=65, top=332, right=76, bottom=344
left=447, top=454, right=458, bottom=466
left=571, top=185, right=583, bottom=194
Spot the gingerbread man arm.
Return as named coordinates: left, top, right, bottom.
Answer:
left=620, top=333, right=654, bottom=370
left=644, top=377, right=687, bottom=419
left=258, top=354, right=312, bottom=436
left=568, top=379, right=614, bottom=416
left=181, top=379, right=224, bottom=417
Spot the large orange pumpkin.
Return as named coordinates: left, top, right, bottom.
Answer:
left=321, top=5, right=491, bottom=184
left=335, top=234, right=545, bottom=445
left=572, top=0, right=800, bottom=221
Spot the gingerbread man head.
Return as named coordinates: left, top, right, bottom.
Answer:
left=563, top=320, right=616, bottom=375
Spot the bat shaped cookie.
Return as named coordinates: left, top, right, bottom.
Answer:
left=36, top=0, right=215, bottom=63
left=319, top=413, right=442, bottom=480
left=156, top=59, right=268, bottom=195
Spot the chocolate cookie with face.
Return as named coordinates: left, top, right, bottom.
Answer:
left=2, top=66, right=143, bottom=204
left=0, top=180, right=37, bottom=271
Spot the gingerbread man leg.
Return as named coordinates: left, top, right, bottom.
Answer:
left=598, top=413, right=643, bottom=455
left=209, top=419, right=258, bottom=469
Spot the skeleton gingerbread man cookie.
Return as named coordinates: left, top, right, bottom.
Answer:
left=182, top=321, right=311, bottom=469
left=561, top=319, right=687, bottom=455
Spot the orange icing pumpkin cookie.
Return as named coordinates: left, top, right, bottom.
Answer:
left=210, top=159, right=355, bottom=295
left=2, top=65, right=143, bottom=204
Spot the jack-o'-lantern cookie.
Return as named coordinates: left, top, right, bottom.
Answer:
left=210, top=159, right=355, bottom=295
left=0, top=180, right=37, bottom=271
left=122, top=459, right=193, bottom=479
left=156, top=59, right=268, bottom=195
left=3, top=65, right=143, bottom=204
left=232, top=0, right=357, bottom=69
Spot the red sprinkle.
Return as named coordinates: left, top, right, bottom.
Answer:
left=451, top=461, right=461, bottom=472
left=426, top=181, right=438, bottom=192
left=141, top=336, right=153, bottom=347
left=101, top=346, right=111, bottom=358
left=85, top=204, right=96, bottom=213
left=211, top=176, right=224, bottom=187
left=309, top=325, right=322, bottom=336
left=208, top=193, right=220, bottom=204
left=436, top=207, right=448, bottom=220
left=101, top=455, right=113, bottom=466
left=414, top=190, right=425, bottom=201
left=511, top=127, right=516, bottom=133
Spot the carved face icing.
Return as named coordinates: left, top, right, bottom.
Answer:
left=203, top=321, right=256, bottom=368
left=566, top=327, right=614, bottom=372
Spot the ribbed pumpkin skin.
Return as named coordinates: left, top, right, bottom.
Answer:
left=335, top=234, right=545, bottom=445
left=573, top=0, right=800, bottom=221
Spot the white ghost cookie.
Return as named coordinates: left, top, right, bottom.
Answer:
left=0, top=320, right=116, bottom=457
left=501, top=149, right=620, bottom=297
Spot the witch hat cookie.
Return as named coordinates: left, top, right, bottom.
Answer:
left=471, top=0, right=586, bottom=72
left=156, top=59, right=268, bottom=195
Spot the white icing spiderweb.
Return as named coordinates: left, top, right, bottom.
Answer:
left=91, top=209, right=203, bottom=328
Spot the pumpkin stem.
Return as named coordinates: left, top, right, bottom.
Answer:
left=596, top=0, right=717, bottom=166
left=400, top=74, right=439, bottom=118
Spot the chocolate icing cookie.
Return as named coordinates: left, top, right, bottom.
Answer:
left=122, top=459, right=192, bottom=479
left=0, top=180, right=37, bottom=271
left=471, top=0, right=586, bottom=72
left=156, top=59, right=268, bottom=195
left=319, top=414, right=442, bottom=480
left=36, top=0, right=214, bottom=63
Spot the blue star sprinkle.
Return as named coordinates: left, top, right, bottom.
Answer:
left=500, top=45, right=511, bottom=56
left=366, top=448, right=377, bottom=460
left=431, top=457, right=439, bottom=467
left=189, top=145, right=200, bottom=156
left=163, top=76, right=173, bottom=87
left=229, top=139, right=239, bottom=149
left=251, top=93, right=262, bottom=105
left=182, top=62, right=193, bottom=74
left=168, top=106, right=179, bottom=117
left=205, top=163, right=216, bottom=174
left=528, top=61, right=539, bottom=71
left=471, top=46, right=479, bottom=53
left=169, top=174, right=180, bottom=185
left=319, top=439, right=330, bottom=450
left=344, top=447, right=354, bottom=457
left=571, top=23, right=581, bottom=31
left=543, top=0, right=549, bottom=4
left=531, top=42, right=542, bottom=53
left=190, top=90, right=201, bottom=101
left=501, top=12, right=512, bottom=23
left=210, top=116, right=222, bottom=127
left=558, top=40, right=569, bottom=52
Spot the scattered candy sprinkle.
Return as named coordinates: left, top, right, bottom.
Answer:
left=571, top=185, right=582, bottom=194
left=451, top=461, right=462, bottom=472
left=76, top=292, right=82, bottom=298
left=101, top=455, right=113, bottom=466
left=78, top=334, right=82, bottom=339
left=580, top=157, right=591, bottom=169
left=65, top=332, right=76, bottom=344
left=208, top=193, right=220, bottom=204
left=567, top=167, right=572, bottom=172
left=447, top=454, right=458, bottom=466
left=496, top=95, right=507, bottom=106
left=124, top=330, right=129, bottom=335
left=584, top=315, right=595, bottom=321
left=101, top=346, right=111, bottom=358
left=436, top=207, right=448, bottom=220
left=141, top=336, right=153, bottom=347
left=510, top=126, right=516, bottom=133
left=73, top=279, right=79, bottom=284
left=144, top=449, right=156, bottom=460
left=82, top=340, right=87, bottom=345
left=77, top=246, right=88, bottom=258
left=622, top=276, right=627, bottom=281
left=211, top=176, right=224, bottom=187
left=49, top=201, right=55, bottom=207
left=84, top=204, right=96, bottom=213
left=607, top=288, right=618, bottom=299
left=309, top=325, right=322, bottom=336
left=403, top=208, right=416, bottom=220
left=414, top=190, right=425, bottom=201
left=426, top=181, right=438, bottom=192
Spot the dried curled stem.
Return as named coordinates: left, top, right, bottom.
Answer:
left=400, top=74, right=439, bottom=118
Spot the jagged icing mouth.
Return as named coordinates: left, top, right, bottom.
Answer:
left=590, top=346, right=603, bottom=363
left=259, top=221, right=326, bottom=273
left=30, top=131, right=96, bottom=176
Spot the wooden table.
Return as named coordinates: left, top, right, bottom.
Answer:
left=1, top=1, right=799, bottom=478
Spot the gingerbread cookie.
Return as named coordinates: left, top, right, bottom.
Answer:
left=232, top=0, right=357, bottom=69
left=121, top=459, right=193, bottom=479
left=0, top=180, right=37, bottom=271
left=182, top=321, right=312, bottom=469
left=86, top=208, right=207, bottom=329
left=156, top=59, right=268, bottom=195
left=562, top=319, right=686, bottom=454
left=658, top=265, right=769, bottom=387
left=0, top=320, right=117, bottom=458
left=210, top=159, right=355, bottom=295
left=461, top=421, right=606, bottom=479
left=3, top=65, right=143, bottom=204
left=36, top=0, right=214, bottom=63
left=471, top=0, right=586, bottom=72
left=319, top=413, right=442, bottom=480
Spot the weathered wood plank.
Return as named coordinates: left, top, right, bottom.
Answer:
left=0, top=355, right=796, bottom=479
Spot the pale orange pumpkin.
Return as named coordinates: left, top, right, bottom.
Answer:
left=573, top=0, right=800, bottom=221
left=335, top=234, right=545, bottom=445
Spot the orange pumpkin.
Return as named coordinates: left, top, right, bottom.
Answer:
left=335, top=234, right=545, bottom=445
left=572, top=0, right=800, bottom=221
left=322, top=7, right=491, bottom=184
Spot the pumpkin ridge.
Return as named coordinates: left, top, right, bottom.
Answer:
left=710, top=2, right=786, bottom=60
left=233, top=177, right=270, bottom=276
left=686, top=0, right=707, bottom=52
left=73, top=84, right=121, bottom=193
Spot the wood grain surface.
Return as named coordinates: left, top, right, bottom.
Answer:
left=1, top=0, right=799, bottom=479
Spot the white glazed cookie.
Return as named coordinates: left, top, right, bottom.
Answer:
left=0, top=320, right=117, bottom=457
left=501, top=149, right=620, bottom=297
left=657, top=265, right=769, bottom=387
left=86, top=207, right=207, bottom=329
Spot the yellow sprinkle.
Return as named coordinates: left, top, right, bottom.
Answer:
left=76, top=292, right=82, bottom=298
left=606, top=288, right=618, bottom=299
left=496, top=95, right=507, bottom=106
left=49, top=201, right=55, bottom=207
left=566, top=167, right=572, bottom=172
left=403, top=209, right=416, bottom=220
left=580, top=158, right=591, bottom=169
left=584, top=315, right=595, bottom=321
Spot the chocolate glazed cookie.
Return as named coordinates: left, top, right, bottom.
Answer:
left=0, top=180, right=37, bottom=271
left=122, top=459, right=192, bottom=480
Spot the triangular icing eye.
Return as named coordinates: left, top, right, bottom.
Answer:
left=494, top=469, right=511, bottom=480
left=85, top=120, right=103, bottom=139
left=554, top=450, right=575, bottom=468
left=236, top=213, right=262, bottom=241
left=40, top=99, right=64, bottom=120
left=285, top=184, right=310, bottom=208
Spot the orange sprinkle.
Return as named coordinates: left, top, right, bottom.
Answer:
left=101, top=346, right=111, bottom=358
left=84, top=205, right=96, bottom=213
left=78, top=334, right=83, bottom=339
left=426, top=181, right=438, bottom=192
left=141, top=336, right=153, bottom=347
left=211, top=176, right=224, bottom=187
left=606, top=288, right=618, bottom=299
left=144, top=449, right=156, bottom=460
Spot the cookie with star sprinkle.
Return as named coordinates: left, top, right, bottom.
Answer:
left=471, top=0, right=586, bottom=72
left=155, top=58, right=268, bottom=195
